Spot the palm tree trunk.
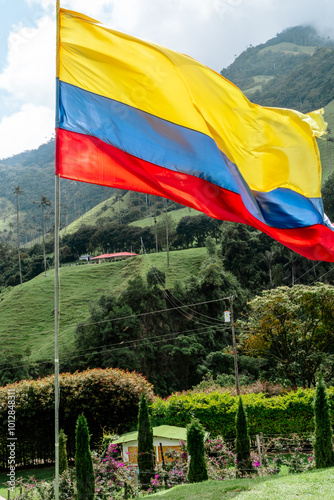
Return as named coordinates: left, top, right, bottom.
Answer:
left=16, top=196, right=22, bottom=285
left=42, top=207, right=47, bottom=275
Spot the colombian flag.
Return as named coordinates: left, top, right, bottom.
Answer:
left=56, top=8, right=334, bottom=261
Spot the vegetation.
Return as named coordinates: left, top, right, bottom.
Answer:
left=59, top=429, right=69, bottom=475
left=0, top=368, right=153, bottom=468
left=187, top=419, right=208, bottom=483
left=137, top=394, right=155, bottom=488
left=151, top=388, right=334, bottom=438
left=221, top=25, right=334, bottom=114
left=72, top=254, right=245, bottom=395
left=239, top=284, right=334, bottom=389
left=313, top=376, right=334, bottom=468
left=75, top=414, right=95, bottom=500
left=144, top=469, right=334, bottom=499
left=235, top=397, right=253, bottom=475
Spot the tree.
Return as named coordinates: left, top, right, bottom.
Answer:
left=75, top=414, right=95, bottom=500
left=137, top=394, right=155, bottom=489
left=13, top=186, right=24, bottom=285
left=240, top=284, right=334, bottom=388
left=187, top=419, right=208, bottom=483
left=313, top=375, right=334, bottom=469
left=59, top=428, right=69, bottom=474
left=221, top=222, right=272, bottom=292
left=235, top=397, right=253, bottom=476
left=34, top=196, right=52, bottom=275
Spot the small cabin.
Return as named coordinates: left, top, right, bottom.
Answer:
left=78, top=254, right=94, bottom=262
left=112, top=425, right=187, bottom=464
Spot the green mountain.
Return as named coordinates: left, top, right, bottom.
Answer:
left=0, top=140, right=113, bottom=243
left=221, top=25, right=334, bottom=113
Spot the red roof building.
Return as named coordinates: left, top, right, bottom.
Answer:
left=90, top=252, right=138, bottom=263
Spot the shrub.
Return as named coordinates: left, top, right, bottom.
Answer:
left=138, top=394, right=155, bottom=489
left=187, top=419, right=208, bottom=483
left=76, top=414, right=94, bottom=500
left=0, top=367, right=153, bottom=469
left=313, top=375, right=334, bottom=468
left=59, top=429, right=68, bottom=474
left=151, top=388, right=334, bottom=438
left=235, top=397, right=253, bottom=475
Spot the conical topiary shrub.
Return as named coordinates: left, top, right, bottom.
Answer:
left=75, top=414, right=95, bottom=500
left=59, top=428, right=68, bottom=475
left=235, top=397, right=253, bottom=476
left=137, top=394, right=155, bottom=489
left=187, top=419, right=208, bottom=483
left=314, top=374, right=334, bottom=468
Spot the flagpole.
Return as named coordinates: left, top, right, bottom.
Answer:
left=55, top=1, right=60, bottom=499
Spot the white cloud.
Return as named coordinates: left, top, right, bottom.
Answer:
left=0, top=103, right=54, bottom=159
left=0, top=13, right=55, bottom=158
left=0, top=15, right=55, bottom=108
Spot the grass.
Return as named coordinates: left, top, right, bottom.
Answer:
left=143, top=468, right=334, bottom=499
left=258, top=42, right=317, bottom=56
left=317, top=99, right=334, bottom=182
left=0, top=467, right=55, bottom=497
left=0, top=247, right=207, bottom=362
left=130, top=207, right=201, bottom=228
left=243, top=75, right=275, bottom=96
left=1, top=466, right=331, bottom=499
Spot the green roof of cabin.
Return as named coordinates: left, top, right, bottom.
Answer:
left=112, top=425, right=187, bottom=445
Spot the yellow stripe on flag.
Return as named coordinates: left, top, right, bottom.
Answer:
left=58, top=8, right=327, bottom=198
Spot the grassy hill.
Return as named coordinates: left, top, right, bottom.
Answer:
left=317, top=99, right=334, bottom=181
left=130, top=206, right=201, bottom=228
left=145, top=468, right=334, bottom=499
left=0, top=247, right=207, bottom=363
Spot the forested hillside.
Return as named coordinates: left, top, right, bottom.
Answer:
left=0, top=140, right=113, bottom=243
left=221, top=25, right=334, bottom=113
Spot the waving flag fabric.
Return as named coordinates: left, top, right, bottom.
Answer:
left=56, top=8, right=334, bottom=261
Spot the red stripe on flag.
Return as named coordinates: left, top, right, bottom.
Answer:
left=56, top=128, right=334, bottom=261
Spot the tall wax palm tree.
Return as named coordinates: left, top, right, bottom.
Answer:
left=13, top=186, right=24, bottom=284
left=34, top=196, right=52, bottom=276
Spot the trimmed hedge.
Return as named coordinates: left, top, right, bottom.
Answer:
left=151, top=388, right=334, bottom=438
left=0, top=368, right=153, bottom=470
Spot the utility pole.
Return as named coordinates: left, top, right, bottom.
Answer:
left=164, top=198, right=169, bottom=268
left=154, top=215, right=158, bottom=253
left=230, top=295, right=240, bottom=395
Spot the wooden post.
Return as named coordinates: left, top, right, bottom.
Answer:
left=159, top=443, right=169, bottom=489
left=135, top=468, right=138, bottom=496
left=256, top=435, right=263, bottom=467
left=159, top=443, right=165, bottom=468
left=124, top=481, right=128, bottom=499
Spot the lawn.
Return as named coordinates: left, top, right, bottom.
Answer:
left=0, top=466, right=332, bottom=499
left=144, top=468, right=334, bottom=499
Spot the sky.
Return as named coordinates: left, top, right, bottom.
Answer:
left=0, top=0, right=334, bottom=160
